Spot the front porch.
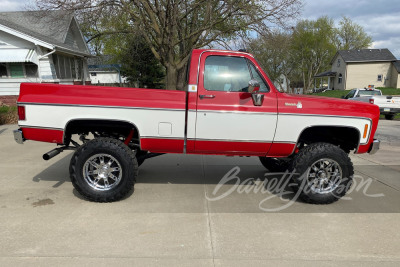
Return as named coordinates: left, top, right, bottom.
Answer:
left=314, top=71, right=336, bottom=92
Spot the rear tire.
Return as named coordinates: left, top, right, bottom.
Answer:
left=385, top=114, right=395, bottom=120
left=70, top=137, right=138, bottom=202
left=289, top=142, right=353, bottom=204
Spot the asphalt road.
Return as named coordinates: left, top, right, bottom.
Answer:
left=0, top=120, right=399, bottom=266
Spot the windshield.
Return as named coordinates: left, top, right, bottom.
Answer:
left=358, top=90, right=382, bottom=96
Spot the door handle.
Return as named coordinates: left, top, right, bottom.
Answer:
left=199, top=95, right=215, bottom=99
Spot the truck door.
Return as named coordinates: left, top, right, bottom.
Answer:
left=193, top=52, right=278, bottom=155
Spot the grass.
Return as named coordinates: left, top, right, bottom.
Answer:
left=0, top=106, right=17, bottom=125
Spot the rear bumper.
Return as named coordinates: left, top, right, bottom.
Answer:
left=368, top=139, right=380, bottom=154
left=380, top=107, right=400, bottom=114
left=13, top=129, right=25, bottom=144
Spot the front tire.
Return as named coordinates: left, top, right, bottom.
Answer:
left=70, top=137, right=138, bottom=202
left=289, top=142, right=353, bottom=204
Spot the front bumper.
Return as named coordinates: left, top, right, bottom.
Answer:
left=13, top=129, right=25, bottom=144
left=368, top=139, right=380, bottom=154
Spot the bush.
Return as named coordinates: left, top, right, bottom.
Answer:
left=0, top=105, right=17, bottom=125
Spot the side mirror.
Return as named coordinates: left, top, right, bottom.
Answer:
left=248, top=79, right=264, bottom=106
left=248, top=79, right=260, bottom=94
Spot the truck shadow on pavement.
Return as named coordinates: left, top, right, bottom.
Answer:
left=30, top=154, right=400, bottom=212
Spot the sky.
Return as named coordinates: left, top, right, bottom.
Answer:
left=1, top=0, right=400, bottom=58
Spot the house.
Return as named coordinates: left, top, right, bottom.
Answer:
left=0, top=11, right=92, bottom=105
left=88, top=56, right=126, bottom=86
left=315, top=49, right=400, bottom=90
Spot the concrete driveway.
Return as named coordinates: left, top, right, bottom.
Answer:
left=0, top=120, right=399, bottom=266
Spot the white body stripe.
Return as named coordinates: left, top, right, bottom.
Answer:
left=22, top=105, right=186, bottom=139
left=274, top=114, right=371, bottom=144
left=193, top=111, right=277, bottom=141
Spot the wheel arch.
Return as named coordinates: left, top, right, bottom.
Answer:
left=296, top=125, right=361, bottom=153
left=63, top=118, right=141, bottom=145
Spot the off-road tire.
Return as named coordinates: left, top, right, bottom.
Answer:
left=259, top=157, right=289, bottom=172
left=385, top=114, right=395, bottom=120
left=70, top=137, right=138, bottom=202
left=289, top=142, right=353, bottom=204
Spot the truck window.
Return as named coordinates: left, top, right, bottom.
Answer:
left=247, top=61, right=269, bottom=92
left=204, top=56, right=251, bottom=92
left=358, top=90, right=382, bottom=96
left=344, top=90, right=356, bottom=99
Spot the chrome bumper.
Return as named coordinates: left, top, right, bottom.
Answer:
left=369, top=139, right=380, bottom=155
left=13, top=129, right=24, bottom=144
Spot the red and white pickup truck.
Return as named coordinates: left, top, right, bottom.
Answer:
left=13, top=49, right=380, bottom=204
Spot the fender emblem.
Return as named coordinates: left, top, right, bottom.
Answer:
left=285, top=101, right=302, bottom=108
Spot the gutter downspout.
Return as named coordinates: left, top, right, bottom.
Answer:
left=38, top=48, right=56, bottom=59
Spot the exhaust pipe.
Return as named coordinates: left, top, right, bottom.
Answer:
left=43, top=147, right=64, bottom=160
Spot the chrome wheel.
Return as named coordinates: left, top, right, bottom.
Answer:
left=83, top=153, right=122, bottom=191
left=306, top=158, right=342, bottom=194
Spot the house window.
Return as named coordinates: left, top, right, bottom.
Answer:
left=377, top=74, right=383, bottom=82
left=9, top=63, right=24, bottom=78
left=25, top=63, right=38, bottom=78
left=338, top=73, right=342, bottom=84
left=53, top=54, right=81, bottom=79
left=0, top=63, right=7, bottom=77
left=337, top=59, right=340, bottom=67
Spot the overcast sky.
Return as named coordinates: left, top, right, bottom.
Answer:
left=1, top=0, right=400, bottom=58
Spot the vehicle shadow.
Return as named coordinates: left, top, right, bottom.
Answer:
left=32, top=153, right=301, bottom=203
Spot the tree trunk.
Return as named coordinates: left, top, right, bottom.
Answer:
left=166, top=64, right=178, bottom=90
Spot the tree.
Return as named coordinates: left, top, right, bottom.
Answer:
left=247, top=31, right=294, bottom=92
left=291, top=17, right=336, bottom=93
left=111, top=35, right=165, bottom=88
left=34, top=0, right=302, bottom=90
left=334, top=16, right=372, bottom=50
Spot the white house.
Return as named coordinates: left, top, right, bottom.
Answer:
left=88, top=56, right=127, bottom=85
left=0, top=11, right=92, bottom=105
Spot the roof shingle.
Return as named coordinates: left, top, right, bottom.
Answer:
left=337, top=49, right=396, bottom=62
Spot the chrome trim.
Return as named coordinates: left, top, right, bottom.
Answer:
left=141, top=136, right=184, bottom=140
left=187, top=138, right=274, bottom=143
left=19, top=125, right=63, bottom=131
left=13, top=129, right=24, bottom=144
left=369, top=139, right=380, bottom=154
left=195, top=109, right=277, bottom=115
left=251, top=93, right=264, bottom=106
left=17, top=102, right=186, bottom=112
left=292, top=125, right=362, bottom=152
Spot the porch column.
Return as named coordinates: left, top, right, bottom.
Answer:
left=328, top=77, right=331, bottom=90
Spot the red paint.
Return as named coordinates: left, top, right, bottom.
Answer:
left=22, top=127, right=63, bottom=144
left=140, top=138, right=184, bottom=153
left=124, top=129, right=134, bottom=145
left=18, top=83, right=187, bottom=110
left=267, top=143, right=296, bottom=157
left=192, top=140, right=271, bottom=156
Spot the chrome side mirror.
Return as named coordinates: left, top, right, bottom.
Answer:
left=248, top=79, right=264, bottom=106
left=251, top=93, right=264, bottom=106
left=248, top=79, right=260, bottom=94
